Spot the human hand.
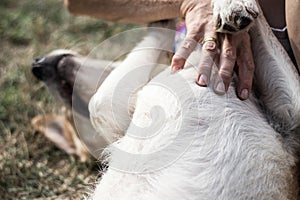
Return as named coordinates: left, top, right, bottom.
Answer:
left=171, top=0, right=255, bottom=100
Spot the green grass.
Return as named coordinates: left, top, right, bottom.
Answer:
left=0, top=0, right=139, bottom=199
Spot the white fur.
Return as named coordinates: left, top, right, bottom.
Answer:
left=89, top=2, right=300, bottom=200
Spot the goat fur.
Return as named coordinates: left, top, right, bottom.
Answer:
left=89, top=7, right=300, bottom=200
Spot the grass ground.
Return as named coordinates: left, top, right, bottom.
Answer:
left=0, top=0, right=138, bottom=199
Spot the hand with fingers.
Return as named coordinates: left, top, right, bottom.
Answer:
left=172, top=0, right=257, bottom=100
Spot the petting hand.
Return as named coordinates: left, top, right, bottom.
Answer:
left=171, top=0, right=255, bottom=100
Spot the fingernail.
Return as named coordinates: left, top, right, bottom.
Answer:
left=215, top=81, right=225, bottom=94
left=198, top=74, right=208, bottom=86
left=240, top=89, right=249, bottom=100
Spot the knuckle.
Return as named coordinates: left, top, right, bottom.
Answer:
left=219, top=68, right=233, bottom=82
left=243, top=59, right=255, bottom=71
left=199, top=59, right=214, bottom=74
left=199, top=64, right=212, bottom=73
left=203, top=41, right=218, bottom=52
left=222, top=47, right=236, bottom=60
left=246, top=61, right=255, bottom=71
left=175, top=38, right=197, bottom=59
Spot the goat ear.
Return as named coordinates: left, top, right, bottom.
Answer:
left=31, top=114, right=89, bottom=162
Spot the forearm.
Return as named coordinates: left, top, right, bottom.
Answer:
left=64, top=0, right=183, bottom=23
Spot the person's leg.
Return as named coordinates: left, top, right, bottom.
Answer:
left=258, top=0, right=286, bottom=29
left=286, top=0, right=300, bottom=71
left=258, top=0, right=298, bottom=71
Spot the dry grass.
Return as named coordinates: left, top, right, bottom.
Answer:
left=0, top=0, right=138, bottom=199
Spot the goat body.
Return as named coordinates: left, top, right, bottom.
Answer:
left=89, top=7, right=300, bottom=200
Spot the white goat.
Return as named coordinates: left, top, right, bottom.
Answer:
left=89, top=2, right=300, bottom=200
